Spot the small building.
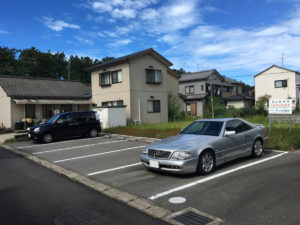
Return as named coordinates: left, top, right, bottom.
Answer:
left=0, top=76, right=93, bottom=129
left=254, top=65, right=300, bottom=108
left=88, top=48, right=181, bottom=124
left=179, top=69, right=240, bottom=116
left=225, top=94, right=254, bottom=108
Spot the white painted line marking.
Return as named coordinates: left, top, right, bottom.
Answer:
left=87, top=162, right=142, bottom=176
left=149, top=152, right=288, bottom=200
left=54, top=146, right=145, bottom=163
left=17, top=136, right=105, bottom=149
left=33, top=140, right=127, bottom=155
left=168, top=197, right=186, bottom=204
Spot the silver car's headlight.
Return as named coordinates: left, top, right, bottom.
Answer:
left=171, top=151, right=191, bottom=160
left=143, top=147, right=148, bottom=154
left=33, top=127, right=40, bottom=133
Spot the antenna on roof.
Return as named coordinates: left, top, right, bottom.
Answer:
left=197, top=63, right=199, bottom=71
left=281, top=53, right=284, bottom=67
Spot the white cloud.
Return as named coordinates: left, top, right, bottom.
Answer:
left=41, top=17, right=80, bottom=31
left=109, top=39, right=132, bottom=46
left=163, top=5, right=300, bottom=74
left=75, top=36, right=94, bottom=45
left=112, top=8, right=136, bottom=18
left=0, top=29, right=8, bottom=34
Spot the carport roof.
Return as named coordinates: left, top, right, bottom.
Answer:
left=0, top=76, right=91, bottom=100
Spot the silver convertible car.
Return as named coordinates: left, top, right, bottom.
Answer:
left=140, top=118, right=268, bottom=175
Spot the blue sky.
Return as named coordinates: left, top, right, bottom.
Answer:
left=1, top=0, right=300, bottom=85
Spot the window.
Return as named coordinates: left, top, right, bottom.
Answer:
left=100, top=70, right=122, bottom=86
left=201, top=85, right=204, bottom=91
left=186, top=103, right=191, bottom=115
left=102, top=100, right=123, bottom=107
left=275, top=80, right=287, bottom=88
left=57, top=114, right=72, bottom=124
left=88, top=112, right=97, bottom=121
left=146, top=69, right=162, bottom=84
left=111, top=70, right=122, bottom=84
left=25, top=104, right=35, bottom=118
left=147, top=100, right=160, bottom=113
left=180, top=121, right=223, bottom=136
left=225, top=119, right=252, bottom=134
left=74, top=112, right=88, bottom=122
left=100, top=72, right=111, bottom=86
left=185, top=85, right=194, bottom=94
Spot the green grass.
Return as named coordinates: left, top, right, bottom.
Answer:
left=104, top=116, right=300, bottom=150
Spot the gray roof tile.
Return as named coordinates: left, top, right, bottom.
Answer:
left=0, top=76, right=91, bottom=99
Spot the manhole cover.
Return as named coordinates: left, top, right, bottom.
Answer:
left=173, top=210, right=213, bottom=225
left=54, top=210, right=100, bottom=225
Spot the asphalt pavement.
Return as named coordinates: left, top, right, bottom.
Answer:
left=0, top=147, right=169, bottom=225
left=5, top=135, right=300, bottom=225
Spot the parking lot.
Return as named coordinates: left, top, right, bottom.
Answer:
left=8, top=135, right=300, bottom=225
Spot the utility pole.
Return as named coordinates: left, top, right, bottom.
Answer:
left=210, top=71, right=214, bottom=119
left=67, top=59, right=71, bottom=80
left=281, top=53, right=284, bottom=67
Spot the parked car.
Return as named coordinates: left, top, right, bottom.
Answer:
left=140, top=118, right=268, bottom=175
left=28, top=111, right=101, bottom=143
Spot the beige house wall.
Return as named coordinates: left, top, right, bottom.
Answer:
left=129, top=54, right=168, bottom=123
left=255, top=67, right=296, bottom=107
left=91, top=63, right=131, bottom=119
left=11, top=102, right=25, bottom=128
left=179, top=80, right=206, bottom=95
left=0, top=87, right=12, bottom=128
left=184, top=100, right=205, bottom=117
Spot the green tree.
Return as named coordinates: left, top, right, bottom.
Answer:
left=168, top=92, right=181, bottom=121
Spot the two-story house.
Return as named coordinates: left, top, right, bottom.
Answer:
left=179, top=69, right=235, bottom=116
left=87, top=48, right=180, bottom=124
left=255, top=65, right=300, bottom=108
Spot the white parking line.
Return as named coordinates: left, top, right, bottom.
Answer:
left=148, top=152, right=288, bottom=200
left=87, top=163, right=142, bottom=176
left=17, top=136, right=105, bottom=149
left=33, top=140, right=127, bottom=155
left=54, top=146, right=145, bottom=163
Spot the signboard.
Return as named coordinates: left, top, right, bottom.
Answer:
left=269, top=99, right=292, bottom=114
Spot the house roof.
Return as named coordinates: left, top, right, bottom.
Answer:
left=179, top=69, right=226, bottom=83
left=225, top=94, right=254, bottom=101
left=87, top=48, right=173, bottom=71
left=0, top=76, right=91, bottom=100
left=223, top=76, right=241, bottom=84
left=254, top=65, right=300, bottom=78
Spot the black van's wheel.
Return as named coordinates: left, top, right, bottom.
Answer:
left=43, top=133, right=53, bottom=143
left=89, top=129, right=98, bottom=138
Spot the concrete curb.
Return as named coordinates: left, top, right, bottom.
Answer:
left=0, top=144, right=172, bottom=222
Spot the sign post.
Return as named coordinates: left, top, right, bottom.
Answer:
left=268, top=99, right=293, bottom=133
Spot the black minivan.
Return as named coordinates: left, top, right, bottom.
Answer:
left=28, top=111, right=101, bottom=143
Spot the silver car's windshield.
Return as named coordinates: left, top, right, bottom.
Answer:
left=180, top=121, right=224, bottom=136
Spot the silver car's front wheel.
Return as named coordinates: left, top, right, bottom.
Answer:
left=252, top=139, right=263, bottom=158
left=197, top=151, right=215, bottom=175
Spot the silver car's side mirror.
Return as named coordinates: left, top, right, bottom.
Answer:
left=224, top=130, right=236, bottom=137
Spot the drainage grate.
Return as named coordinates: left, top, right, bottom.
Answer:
left=54, top=210, right=100, bottom=225
left=173, top=210, right=213, bottom=225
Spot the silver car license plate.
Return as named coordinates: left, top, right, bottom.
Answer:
left=149, top=160, right=159, bottom=168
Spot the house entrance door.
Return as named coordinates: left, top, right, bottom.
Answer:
left=190, top=103, right=197, bottom=116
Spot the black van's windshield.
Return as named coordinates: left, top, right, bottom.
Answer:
left=47, top=115, right=60, bottom=124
